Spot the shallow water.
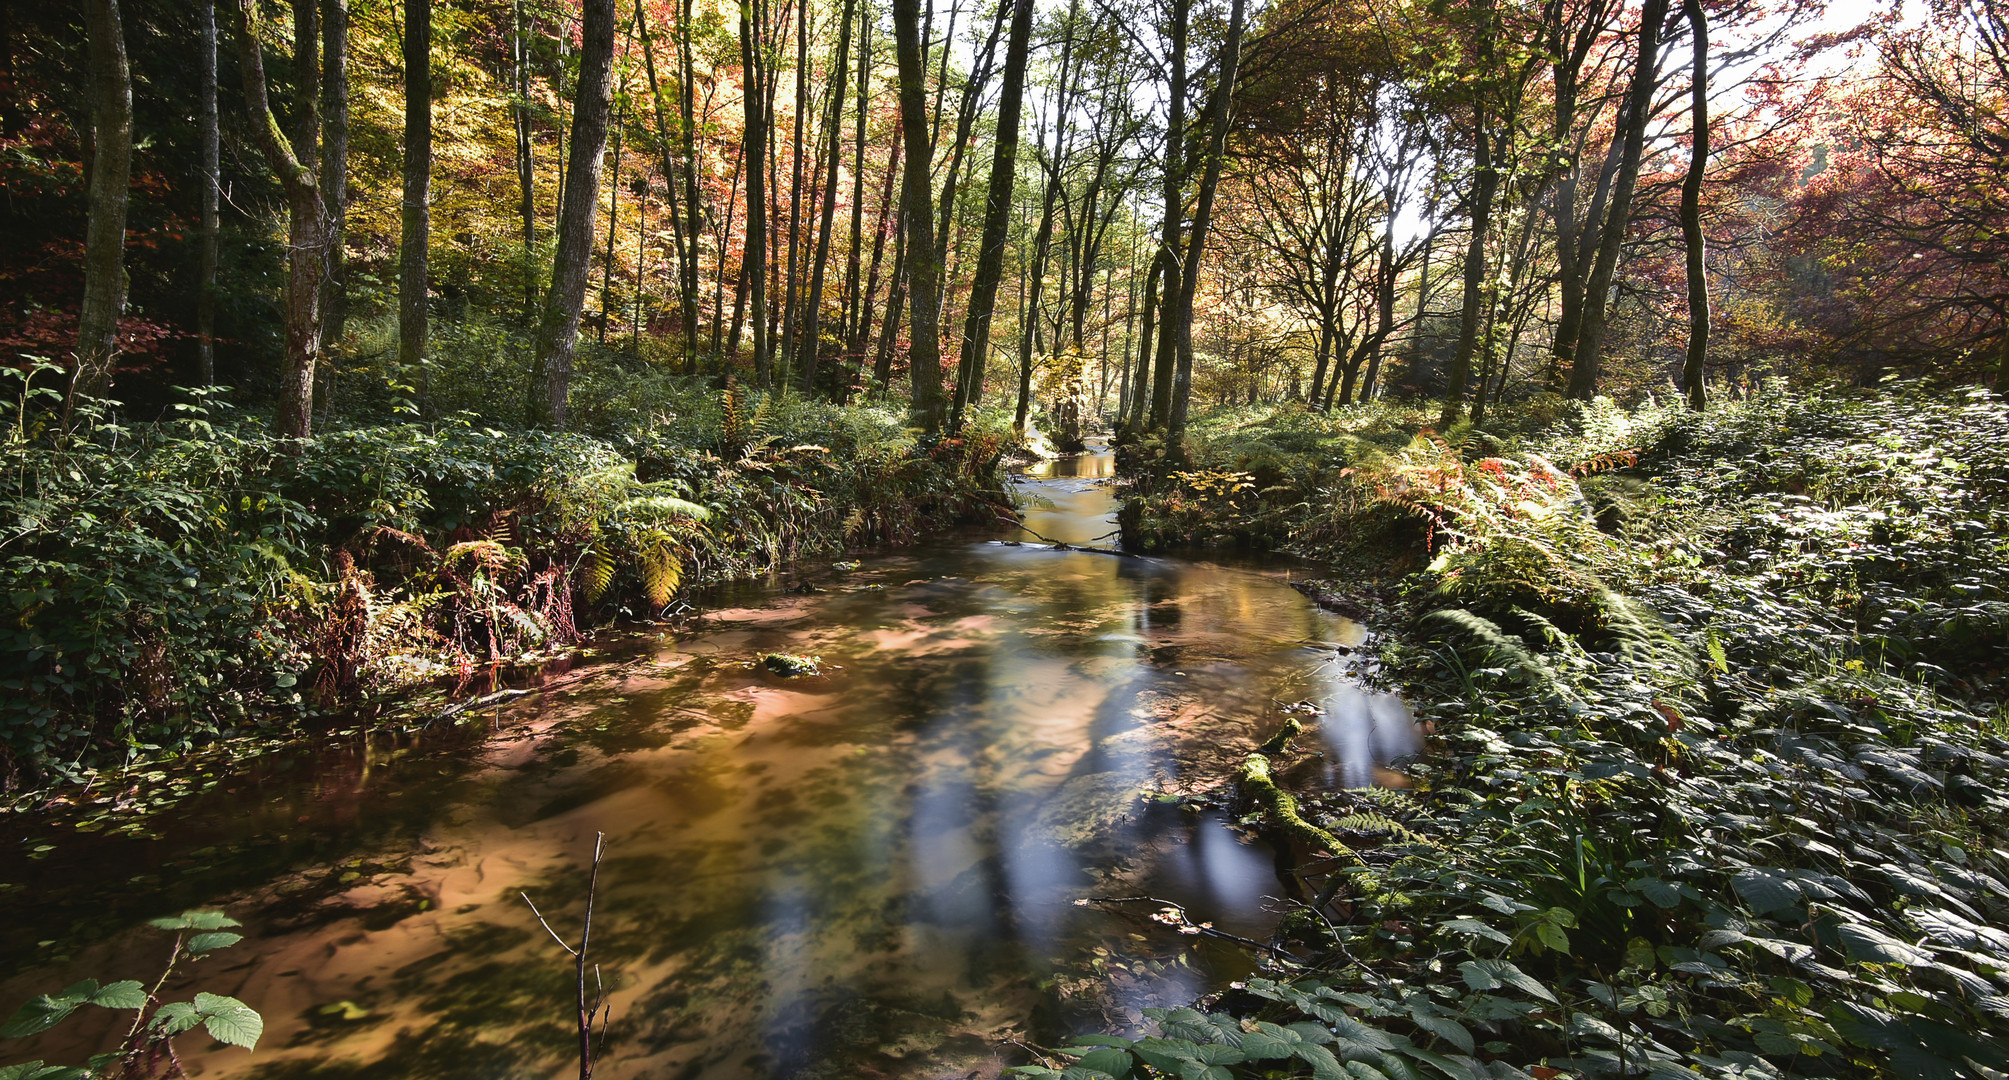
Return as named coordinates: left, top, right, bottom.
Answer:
left=0, top=445, right=1414, bottom=1079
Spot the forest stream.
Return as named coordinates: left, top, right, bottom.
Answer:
left=0, top=444, right=1417, bottom=1080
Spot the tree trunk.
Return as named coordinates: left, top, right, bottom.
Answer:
left=1440, top=113, right=1493, bottom=427
left=779, top=0, right=810, bottom=385
left=841, top=16, right=872, bottom=392
left=527, top=0, right=618, bottom=427
left=950, top=0, right=1033, bottom=431
left=1167, top=0, right=1244, bottom=435
left=1128, top=252, right=1162, bottom=433
left=320, top=0, right=348, bottom=351
left=73, top=0, right=131, bottom=409
left=399, top=0, right=430, bottom=400
left=1679, top=0, right=1709, bottom=411
left=515, top=0, right=537, bottom=324
left=199, top=0, right=219, bottom=386
left=873, top=229, right=906, bottom=396
left=1565, top=0, right=1669, bottom=399
left=1148, top=0, right=1189, bottom=432
left=738, top=0, right=771, bottom=385
left=892, top=0, right=945, bottom=429
left=600, top=90, right=625, bottom=346
left=855, top=132, right=900, bottom=396
left=678, top=0, right=701, bottom=373
left=799, top=0, right=858, bottom=396
left=1014, top=2, right=1078, bottom=434
left=233, top=0, right=327, bottom=440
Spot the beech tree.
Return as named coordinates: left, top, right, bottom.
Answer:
left=72, top=0, right=132, bottom=409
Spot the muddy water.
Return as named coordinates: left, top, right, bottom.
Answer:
left=0, top=446, right=1414, bottom=1080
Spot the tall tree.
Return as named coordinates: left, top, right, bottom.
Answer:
left=399, top=0, right=431, bottom=395
left=1564, top=0, right=1671, bottom=398
left=198, top=0, right=220, bottom=385
left=514, top=0, right=537, bottom=323
left=233, top=0, right=329, bottom=439
left=321, top=0, right=349, bottom=350
left=1679, top=0, right=1709, bottom=410
left=950, top=0, right=1034, bottom=430
left=1147, top=0, right=1190, bottom=431
left=892, top=0, right=946, bottom=428
left=1014, top=0, right=1082, bottom=433
left=73, top=0, right=131, bottom=408
left=528, top=0, right=620, bottom=427
left=1166, top=0, right=1245, bottom=435
left=738, top=0, right=771, bottom=383
left=798, top=0, right=859, bottom=395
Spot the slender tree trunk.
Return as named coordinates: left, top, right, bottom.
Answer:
left=841, top=17, right=871, bottom=390
left=1148, top=0, right=1189, bottom=432
left=601, top=94, right=624, bottom=346
left=1167, top=0, right=1243, bottom=435
left=739, top=0, right=771, bottom=385
left=1014, top=4, right=1078, bottom=434
left=516, top=0, right=537, bottom=323
left=893, top=0, right=945, bottom=429
left=73, top=0, right=131, bottom=410
left=1407, top=232, right=1432, bottom=387
left=528, top=0, right=619, bottom=427
left=1679, top=0, right=1709, bottom=411
left=235, top=0, right=327, bottom=439
left=399, top=0, right=431, bottom=399
left=1128, top=252, right=1161, bottom=432
left=873, top=229, right=906, bottom=396
left=1566, top=0, right=1669, bottom=399
left=1440, top=114, right=1494, bottom=427
left=950, top=0, right=1033, bottom=431
left=779, top=0, right=810, bottom=384
left=320, top=0, right=348, bottom=350
left=678, top=0, right=701, bottom=373
left=199, top=0, right=219, bottom=385
left=857, top=137, right=901, bottom=396
left=799, top=0, right=857, bottom=395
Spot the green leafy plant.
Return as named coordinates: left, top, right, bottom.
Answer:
left=1, top=910, right=261, bottom=1079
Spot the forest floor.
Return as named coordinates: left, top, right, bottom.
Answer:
left=1049, top=385, right=2009, bottom=1079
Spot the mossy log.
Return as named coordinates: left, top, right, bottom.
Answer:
left=1258, top=715, right=1306, bottom=755
left=1237, top=753, right=1359, bottom=865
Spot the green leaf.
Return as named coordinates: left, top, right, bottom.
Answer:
left=1408, top=1009, right=1475, bottom=1054
left=1241, top=1022, right=1303, bottom=1060
left=184, top=932, right=242, bottom=955
left=1439, top=918, right=1512, bottom=945
left=146, top=910, right=240, bottom=932
left=84, top=981, right=146, bottom=1010
left=1630, top=877, right=1683, bottom=909
left=192, top=993, right=262, bottom=1050
left=1457, top=960, right=1556, bottom=1003
left=1, top=992, right=82, bottom=1038
left=0, top=1063, right=91, bottom=1080
left=1836, top=924, right=1932, bottom=965
left=1535, top=921, right=1572, bottom=954
left=149, top=1001, right=200, bottom=1036
left=1732, top=869, right=1803, bottom=914
left=1072, top=1049, right=1131, bottom=1077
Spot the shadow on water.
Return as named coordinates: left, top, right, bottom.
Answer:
left=0, top=442, right=1416, bottom=1080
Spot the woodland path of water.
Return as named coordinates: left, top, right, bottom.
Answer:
left=0, top=444, right=1416, bottom=1080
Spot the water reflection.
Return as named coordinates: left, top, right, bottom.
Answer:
left=0, top=445, right=1418, bottom=1080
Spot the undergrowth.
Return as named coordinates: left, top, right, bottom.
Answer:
left=1047, top=385, right=2009, bottom=1079
left=0, top=369, right=1011, bottom=791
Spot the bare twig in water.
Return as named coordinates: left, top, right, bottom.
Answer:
left=1075, top=895, right=1298, bottom=960
left=522, top=832, right=611, bottom=1080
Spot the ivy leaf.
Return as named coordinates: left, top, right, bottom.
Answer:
left=193, top=993, right=262, bottom=1050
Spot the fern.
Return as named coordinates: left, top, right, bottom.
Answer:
left=1328, top=811, right=1439, bottom=847
left=634, top=528, right=685, bottom=608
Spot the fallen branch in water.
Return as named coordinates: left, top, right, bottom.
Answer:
left=432, top=687, right=531, bottom=726
left=1236, top=754, right=1359, bottom=866
left=1075, top=895, right=1297, bottom=959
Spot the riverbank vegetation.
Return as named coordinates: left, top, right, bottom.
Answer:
left=1036, top=384, right=2009, bottom=1079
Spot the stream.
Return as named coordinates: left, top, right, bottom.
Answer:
left=0, top=444, right=1417, bottom=1079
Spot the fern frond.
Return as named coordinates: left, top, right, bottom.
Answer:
left=1329, top=812, right=1439, bottom=847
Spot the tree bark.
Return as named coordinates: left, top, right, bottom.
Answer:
left=1014, top=0, right=1079, bottom=434
left=321, top=0, right=349, bottom=351
left=798, top=0, right=858, bottom=395
left=1565, top=0, right=1669, bottom=399
left=528, top=0, right=619, bottom=427
left=779, top=0, right=811, bottom=385
left=893, top=0, right=945, bottom=430
left=1679, top=0, right=1709, bottom=411
left=74, top=0, right=131, bottom=408
left=1168, top=0, right=1244, bottom=435
left=1440, top=113, right=1493, bottom=427
left=677, top=0, right=701, bottom=372
left=1148, top=0, right=1189, bottom=432
left=515, top=0, right=537, bottom=323
left=841, top=16, right=872, bottom=392
left=199, top=0, right=219, bottom=386
left=738, top=0, right=771, bottom=385
left=233, top=0, right=327, bottom=440
left=950, top=0, right=1033, bottom=431
left=399, top=0, right=431, bottom=397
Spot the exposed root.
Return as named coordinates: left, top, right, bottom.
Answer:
left=1237, top=753, right=1359, bottom=866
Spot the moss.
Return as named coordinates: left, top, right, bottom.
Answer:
left=1236, top=753, right=1357, bottom=865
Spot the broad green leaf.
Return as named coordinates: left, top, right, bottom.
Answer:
left=1294, top=1042, right=1348, bottom=1080
left=148, top=1001, right=200, bottom=1036
left=193, top=993, right=262, bottom=1050
left=0, top=1063, right=91, bottom=1080
left=1732, top=869, right=1802, bottom=914
left=184, top=932, right=242, bottom=955
left=146, top=910, right=240, bottom=932
left=1535, top=921, right=1571, bottom=954
left=1457, top=960, right=1556, bottom=1003
left=1836, top=924, right=1932, bottom=966
left=1241, top=1022, right=1303, bottom=1060
left=82, top=981, right=145, bottom=1010
left=1629, top=877, right=1683, bottom=909
left=1439, top=919, right=1512, bottom=945
left=1408, top=1009, right=1475, bottom=1054
left=1, top=993, right=82, bottom=1039
left=1072, top=1048, right=1131, bottom=1077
